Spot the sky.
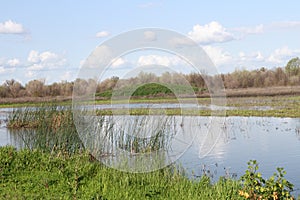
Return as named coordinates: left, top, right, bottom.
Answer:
left=1, top=0, right=300, bottom=84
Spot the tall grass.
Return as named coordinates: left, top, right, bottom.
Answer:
left=7, top=105, right=83, bottom=155
left=0, top=146, right=242, bottom=199
left=7, top=105, right=176, bottom=159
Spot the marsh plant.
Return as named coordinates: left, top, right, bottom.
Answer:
left=7, top=105, right=83, bottom=155
left=7, top=105, right=177, bottom=161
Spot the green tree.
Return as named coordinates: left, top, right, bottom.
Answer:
left=285, top=57, right=300, bottom=76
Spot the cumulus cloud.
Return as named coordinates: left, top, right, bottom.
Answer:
left=28, top=50, right=40, bottom=63
left=25, top=50, right=68, bottom=79
left=137, top=55, right=184, bottom=66
left=111, top=58, right=126, bottom=68
left=202, top=45, right=232, bottom=66
left=0, top=20, right=26, bottom=34
left=27, top=50, right=67, bottom=69
left=188, top=21, right=235, bottom=44
left=187, top=22, right=267, bottom=45
left=96, top=31, right=110, bottom=38
left=7, top=58, right=20, bottom=67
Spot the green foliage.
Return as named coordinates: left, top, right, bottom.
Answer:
left=285, top=57, right=300, bottom=76
left=240, top=160, right=294, bottom=199
left=96, top=83, right=200, bottom=98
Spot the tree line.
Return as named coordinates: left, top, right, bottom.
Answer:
left=1, top=57, right=299, bottom=98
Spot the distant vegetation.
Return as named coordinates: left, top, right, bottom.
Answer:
left=0, top=57, right=299, bottom=98
left=96, top=83, right=201, bottom=98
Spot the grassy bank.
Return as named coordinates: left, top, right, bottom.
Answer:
left=0, top=146, right=297, bottom=199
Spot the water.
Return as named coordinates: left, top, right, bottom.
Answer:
left=1, top=106, right=300, bottom=195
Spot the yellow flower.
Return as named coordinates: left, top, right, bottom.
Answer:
left=238, top=190, right=250, bottom=199
left=244, top=192, right=250, bottom=199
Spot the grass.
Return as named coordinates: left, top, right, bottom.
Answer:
left=96, top=83, right=202, bottom=98
left=0, top=146, right=242, bottom=199
left=1, top=146, right=298, bottom=199
left=4, top=95, right=300, bottom=121
left=7, top=105, right=83, bottom=155
left=7, top=105, right=177, bottom=157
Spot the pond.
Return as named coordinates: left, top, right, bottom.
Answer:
left=0, top=106, right=300, bottom=195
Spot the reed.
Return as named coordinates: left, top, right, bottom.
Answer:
left=7, top=104, right=83, bottom=155
left=7, top=104, right=176, bottom=158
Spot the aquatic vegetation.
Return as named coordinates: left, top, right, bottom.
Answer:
left=7, top=105, right=83, bottom=155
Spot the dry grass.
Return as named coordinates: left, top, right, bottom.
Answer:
left=196, top=86, right=300, bottom=98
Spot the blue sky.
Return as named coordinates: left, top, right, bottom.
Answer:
left=1, top=1, right=300, bottom=84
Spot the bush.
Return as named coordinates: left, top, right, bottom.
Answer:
left=239, top=160, right=294, bottom=200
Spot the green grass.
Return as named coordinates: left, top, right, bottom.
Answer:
left=1, top=147, right=297, bottom=199
left=0, top=146, right=243, bottom=200
left=96, top=83, right=202, bottom=98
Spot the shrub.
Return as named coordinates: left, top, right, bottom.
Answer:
left=239, top=160, right=294, bottom=200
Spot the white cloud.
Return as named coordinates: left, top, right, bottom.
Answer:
left=27, top=50, right=67, bottom=70
left=202, top=45, right=232, bottom=66
left=0, top=20, right=26, bottom=34
left=188, top=21, right=235, bottom=44
left=111, top=58, right=126, bottom=68
left=28, top=50, right=40, bottom=63
left=137, top=55, right=184, bottom=66
left=7, top=58, right=20, bottom=67
left=239, top=51, right=264, bottom=62
left=39, top=51, right=59, bottom=62
left=96, top=31, right=110, bottom=38
left=144, top=31, right=156, bottom=41
left=267, top=46, right=299, bottom=64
